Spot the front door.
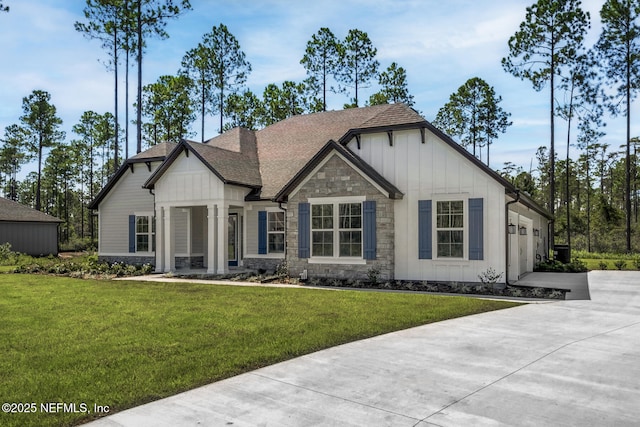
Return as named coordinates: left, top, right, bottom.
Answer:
left=228, top=213, right=239, bottom=267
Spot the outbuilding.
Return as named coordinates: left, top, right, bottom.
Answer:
left=0, top=197, right=62, bottom=256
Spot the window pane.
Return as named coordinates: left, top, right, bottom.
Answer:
left=339, top=203, right=361, bottom=229
left=437, top=230, right=463, bottom=258
left=137, top=235, right=149, bottom=252
left=437, top=214, right=449, bottom=228
left=312, top=204, right=332, bottom=230
left=136, top=216, right=148, bottom=233
left=452, top=213, right=464, bottom=228
left=312, top=231, right=333, bottom=256
left=268, top=233, right=284, bottom=253
left=268, top=211, right=284, bottom=231
left=339, top=231, right=361, bottom=257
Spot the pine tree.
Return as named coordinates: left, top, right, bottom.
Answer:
left=502, top=0, right=590, bottom=253
left=594, top=0, right=640, bottom=252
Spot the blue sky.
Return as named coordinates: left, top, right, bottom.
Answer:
left=0, top=0, right=631, bottom=177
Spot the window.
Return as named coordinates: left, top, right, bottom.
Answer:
left=135, top=215, right=155, bottom=252
left=268, top=211, right=285, bottom=253
left=436, top=200, right=463, bottom=258
left=311, top=202, right=362, bottom=258
left=339, top=203, right=362, bottom=257
left=312, top=204, right=333, bottom=256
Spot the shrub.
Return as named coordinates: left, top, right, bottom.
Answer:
left=598, top=261, right=608, bottom=270
left=633, top=257, right=640, bottom=271
left=548, top=290, right=565, bottom=299
left=535, top=259, right=566, bottom=272
left=566, top=258, right=587, bottom=273
left=0, top=242, right=14, bottom=263
left=478, top=267, right=504, bottom=284
left=614, top=260, right=627, bottom=270
left=275, top=261, right=289, bottom=277
left=367, top=267, right=380, bottom=285
left=530, top=287, right=547, bottom=298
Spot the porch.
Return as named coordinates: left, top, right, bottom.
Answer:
left=154, top=204, right=244, bottom=274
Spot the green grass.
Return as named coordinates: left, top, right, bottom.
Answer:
left=572, top=250, right=640, bottom=270
left=0, top=274, right=519, bottom=427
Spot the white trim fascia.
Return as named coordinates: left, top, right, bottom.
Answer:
left=307, top=195, right=366, bottom=204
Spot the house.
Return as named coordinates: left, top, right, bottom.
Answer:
left=0, top=196, right=62, bottom=256
left=89, top=104, right=551, bottom=284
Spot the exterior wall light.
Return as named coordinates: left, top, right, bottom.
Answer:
left=508, top=222, right=516, bottom=234
left=533, top=228, right=540, bottom=237
left=519, top=226, right=527, bottom=235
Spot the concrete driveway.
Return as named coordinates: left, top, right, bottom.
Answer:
left=88, top=271, right=640, bottom=426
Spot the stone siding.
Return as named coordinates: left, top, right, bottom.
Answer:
left=287, top=154, right=395, bottom=281
left=243, top=257, right=283, bottom=274
left=175, top=256, right=204, bottom=269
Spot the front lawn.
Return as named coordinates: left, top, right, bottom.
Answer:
left=0, top=274, right=519, bottom=427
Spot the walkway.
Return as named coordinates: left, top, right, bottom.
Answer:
left=89, top=271, right=640, bottom=426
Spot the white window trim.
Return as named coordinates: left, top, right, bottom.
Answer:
left=308, top=196, right=366, bottom=263
left=432, top=196, right=468, bottom=261
left=267, top=209, right=285, bottom=254
left=134, top=211, right=155, bottom=254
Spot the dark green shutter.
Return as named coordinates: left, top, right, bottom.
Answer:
left=128, top=215, right=136, bottom=253
left=418, top=200, right=432, bottom=259
left=258, top=211, right=267, bottom=254
left=298, top=203, right=310, bottom=258
left=469, top=198, right=484, bottom=260
left=363, top=200, right=376, bottom=260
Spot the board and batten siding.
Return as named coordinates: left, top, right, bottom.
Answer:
left=154, top=152, right=225, bottom=205
left=347, top=129, right=507, bottom=282
left=98, top=162, right=159, bottom=255
left=154, top=152, right=250, bottom=206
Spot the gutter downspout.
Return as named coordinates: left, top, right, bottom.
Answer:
left=149, top=188, right=156, bottom=269
left=278, top=202, right=287, bottom=259
left=505, top=190, right=520, bottom=285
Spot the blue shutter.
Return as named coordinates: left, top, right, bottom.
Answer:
left=128, top=215, right=136, bottom=253
left=258, top=211, right=267, bottom=254
left=363, top=200, right=376, bottom=260
left=418, top=200, right=432, bottom=259
left=469, top=198, right=484, bottom=260
left=298, top=203, right=310, bottom=258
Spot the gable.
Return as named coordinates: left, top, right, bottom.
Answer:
left=276, top=140, right=403, bottom=202
left=153, top=150, right=227, bottom=204
left=287, top=152, right=395, bottom=201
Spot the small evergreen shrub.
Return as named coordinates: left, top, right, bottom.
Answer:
left=366, top=267, right=380, bottom=285
left=614, top=260, right=627, bottom=270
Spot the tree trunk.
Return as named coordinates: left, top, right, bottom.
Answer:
left=113, top=24, right=120, bottom=171
left=136, top=0, right=142, bottom=153
left=36, top=134, right=42, bottom=211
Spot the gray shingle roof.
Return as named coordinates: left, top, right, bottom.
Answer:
left=186, top=140, right=261, bottom=188
left=255, top=103, right=424, bottom=199
left=130, top=142, right=178, bottom=160
left=0, top=197, right=62, bottom=222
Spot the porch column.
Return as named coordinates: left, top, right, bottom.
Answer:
left=206, top=204, right=216, bottom=274
left=217, top=204, right=228, bottom=274
left=164, top=206, right=175, bottom=272
left=155, top=206, right=164, bottom=273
